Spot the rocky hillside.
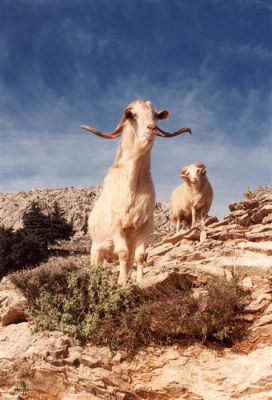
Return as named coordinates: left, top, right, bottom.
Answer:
left=0, top=187, right=100, bottom=237
left=0, top=187, right=172, bottom=243
left=0, top=189, right=271, bottom=399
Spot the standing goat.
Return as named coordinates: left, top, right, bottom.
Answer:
left=171, top=162, right=213, bottom=232
left=81, top=100, right=191, bottom=285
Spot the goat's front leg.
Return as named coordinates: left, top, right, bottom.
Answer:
left=176, top=218, right=181, bottom=232
left=200, top=214, right=207, bottom=243
left=191, top=207, right=196, bottom=228
left=90, top=243, right=104, bottom=265
left=114, top=232, right=129, bottom=286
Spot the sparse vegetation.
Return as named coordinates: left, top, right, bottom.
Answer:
left=10, top=258, right=249, bottom=355
left=244, top=184, right=272, bottom=200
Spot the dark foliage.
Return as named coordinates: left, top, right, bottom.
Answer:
left=0, top=201, right=74, bottom=277
left=22, top=201, right=74, bottom=245
left=0, top=226, right=48, bottom=278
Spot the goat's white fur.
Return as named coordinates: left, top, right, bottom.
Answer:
left=171, top=162, right=213, bottom=232
left=82, top=100, right=190, bottom=286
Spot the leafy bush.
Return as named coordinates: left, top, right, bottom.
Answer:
left=10, top=258, right=248, bottom=355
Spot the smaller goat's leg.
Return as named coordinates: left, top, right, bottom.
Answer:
left=200, top=215, right=207, bottom=243
left=176, top=218, right=181, bottom=232
left=191, top=208, right=196, bottom=228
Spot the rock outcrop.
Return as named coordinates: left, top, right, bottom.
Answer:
left=0, top=189, right=271, bottom=399
left=146, top=192, right=272, bottom=283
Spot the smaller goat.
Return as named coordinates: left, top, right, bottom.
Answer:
left=171, top=162, right=213, bottom=232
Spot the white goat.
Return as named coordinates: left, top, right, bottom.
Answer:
left=171, top=162, right=213, bottom=232
left=81, top=99, right=191, bottom=285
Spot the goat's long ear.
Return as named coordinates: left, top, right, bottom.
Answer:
left=156, top=110, right=169, bottom=120
left=80, top=115, right=125, bottom=139
left=155, top=126, right=192, bottom=138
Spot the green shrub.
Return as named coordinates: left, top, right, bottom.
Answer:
left=10, top=258, right=248, bottom=355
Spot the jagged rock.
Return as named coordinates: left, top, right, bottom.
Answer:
left=251, top=204, right=272, bottom=224
left=0, top=282, right=27, bottom=326
left=1, top=322, right=272, bottom=400
left=63, top=394, right=97, bottom=400
left=0, top=292, right=27, bottom=326
left=255, top=314, right=272, bottom=327
left=236, top=241, right=272, bottom=256
left=263, top=213, right=272, bottom=224
left=245, top=294, right=272, bottom=313
left=251, top=324, right=272, bottom=346
left=229, top=199, right=259, bottom=212
left=205, top=215, right=219, bottom=226
left=242, top=277, right=253, bottom=289
left=245, top=224, right=272, bottom=241
left=148, top=242, right=174, bottom=259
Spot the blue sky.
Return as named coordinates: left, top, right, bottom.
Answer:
left=0, top=0, right=271, bottom=217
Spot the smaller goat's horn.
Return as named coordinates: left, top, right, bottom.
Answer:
left=153, top=126, right=192, bottom=138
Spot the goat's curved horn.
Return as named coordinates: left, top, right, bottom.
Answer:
left=154, top=126, right=192, bottom=138
left=80, top=115, right=125, bottom=139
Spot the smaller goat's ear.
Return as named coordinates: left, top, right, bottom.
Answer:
left=156, top=110, right=169, bottom=120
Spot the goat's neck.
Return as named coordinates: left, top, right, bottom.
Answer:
left=190, top=178, right=207, bottom=192
left=113, top=130, right=152, bottom=199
